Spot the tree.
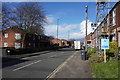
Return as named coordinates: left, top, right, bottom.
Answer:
left=2, top=2, right=47, bottom=34
left=2, top=3, right=12, bottom=30
left=2, top=2, right=47, bottom=48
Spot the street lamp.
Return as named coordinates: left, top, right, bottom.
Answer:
left=85, top=6, right=88, bottom=50
left=57, top=19, right=59, bottom=46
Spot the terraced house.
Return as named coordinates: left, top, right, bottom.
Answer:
left=85, top=1, right=120, bottom=49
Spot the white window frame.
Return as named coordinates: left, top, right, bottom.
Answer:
left=4, top=33, right=8, bottom=38
left=112, top=8, right=116, bottom=26
left=15, top=33, right=21, bottom=39
left=107, top=15, right=110, bottom=27
left=14, top=43, right=21, bottom=49
left=4, top=42, right=8, bottom=47
left=118, top=32, right=120, bottom=47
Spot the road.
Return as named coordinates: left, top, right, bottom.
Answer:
left=2, top=48, right=76, bottom=79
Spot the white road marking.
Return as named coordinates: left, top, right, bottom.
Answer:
left=21, top=51, right=52, bottom=59
left=50, top=55, right=56, bottom=58
left=13, top=60, right=41, bottom=71
left=21, top=56, right=38, bottom=59
left=45, top=51, right=78, bottom=79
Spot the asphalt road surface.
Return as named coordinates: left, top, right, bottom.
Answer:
left=2, top=48, right=75, bottom=79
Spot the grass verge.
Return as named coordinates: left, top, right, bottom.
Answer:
left=91, top=62, right=119, bottom=78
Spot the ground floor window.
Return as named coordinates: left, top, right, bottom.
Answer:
left=112, top=35, right=116, bottom=42
left=118, top=32, right=120, bottom=47
left=15, top=43, right=21, bottom=49
left=4, top=42, right=8, bottom=47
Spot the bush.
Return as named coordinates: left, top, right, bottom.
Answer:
left=87, top=47, right=98, bottom=58
left=89, top=53, right=103, bottom=63
left=106, top=42, right=118, bottom=58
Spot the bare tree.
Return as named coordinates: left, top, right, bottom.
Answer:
left=2, top=2, right=47, bottom=47
left=2, top=3, right=12, bottom=30
left=2, top=2, right=46, bottom=34
left=10, top=2, right=46, bottom=35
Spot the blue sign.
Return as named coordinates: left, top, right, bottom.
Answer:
left=101, top=39, right=109, bottom=49
left=86, top=45, right=89, bottom=48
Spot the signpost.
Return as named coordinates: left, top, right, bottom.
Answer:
left=101, top=39, right=109, bottom=63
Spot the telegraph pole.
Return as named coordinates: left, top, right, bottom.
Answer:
left=85, top=6, right=88, bottom=50
left=68, top=31, right=70, bottom=41
left=57, top=19, right=59, bottom=46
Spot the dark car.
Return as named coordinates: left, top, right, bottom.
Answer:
left=5, top=47, right=17, bottom=55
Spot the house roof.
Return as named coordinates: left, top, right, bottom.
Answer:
left=3, top=26, right=23, bottom=33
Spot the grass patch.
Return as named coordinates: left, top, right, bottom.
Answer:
left=91, top=62, right=119, bottom=78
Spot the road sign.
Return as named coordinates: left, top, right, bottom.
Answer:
left=86, top=45, right=88, bottom=49
left=101, top=39, right=109, bottom=49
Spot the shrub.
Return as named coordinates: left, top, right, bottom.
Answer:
left=89, top=53, right=98, bottom=62
left=89, top=53, right=104, bottom=63
left=106, top=42, right=118, bottom=58
left=87, top=47, right=98, bottom=58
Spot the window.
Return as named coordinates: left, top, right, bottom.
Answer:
left=14, top=43, right=21, bottom=49
left=28, top=43, right=31, bottom=46
left=4, top=43, right=8, bottom=47
left=39, top=36, right=40, bottom=39
left=102, top=27, right=104, bottom=32
left=107, top=15, right=109, bottom=27
left=15, top=33, right=21, bottom=39
left=29, top=35, right=31, bottom=37
left=4, top=33, right=8, bottom=38
left=33, top=43, right=35, bottom=48
left=118, top=32, right=120, bottom=47
left=113, top=8, right=116, bottom=26
left=33, top=36, right=35, bottom=40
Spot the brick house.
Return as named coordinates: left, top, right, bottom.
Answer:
left=51, top=39, right=68, bottom=47
left=85, top=1, right=120, bottom=49
left=0, top=27, right=50, bottom=49
left=0, top=27, right=23, bottom=49
left=99, top=1, right=120, bottom=47
left=85, top=33, right=93, bottom=47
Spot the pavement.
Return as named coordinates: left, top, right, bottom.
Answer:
left=2, top=48, right=92, bottom=79
left=46, top=50, right=92, bottom=79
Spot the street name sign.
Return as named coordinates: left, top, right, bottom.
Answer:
left=101, top=39, right=109, bottom=49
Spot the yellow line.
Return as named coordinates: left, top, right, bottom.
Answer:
left=45, top=51, right=78, bottom=80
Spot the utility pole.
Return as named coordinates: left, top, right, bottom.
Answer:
left=85, top=6, right=88, bottom=50
left=68, top=31, right=70, bottom=41
left=57, top=19, right=59, bottom=46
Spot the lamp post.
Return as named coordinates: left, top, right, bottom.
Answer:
left=68, top=30, right=70, bottom=41
left=57, top=19, right=59, bottom=46
left=85, top=6, right=88, bottom=50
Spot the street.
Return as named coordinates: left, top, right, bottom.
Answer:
left=2, top=48, right=76, bottom=78
left=1, top=1, right=120, bottom=79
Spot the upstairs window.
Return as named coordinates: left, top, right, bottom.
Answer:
left=4, top=33, right=8, bottom=38
left=113, top=8, right=116, bottom=26
left=15, top=33, right=21, bottom=39
left=107, top=15, right=110, bottom=27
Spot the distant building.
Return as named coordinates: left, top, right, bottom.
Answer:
left=84, top=33, right=93, bottom=47
left=51, top=39, right=68, bottom=47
